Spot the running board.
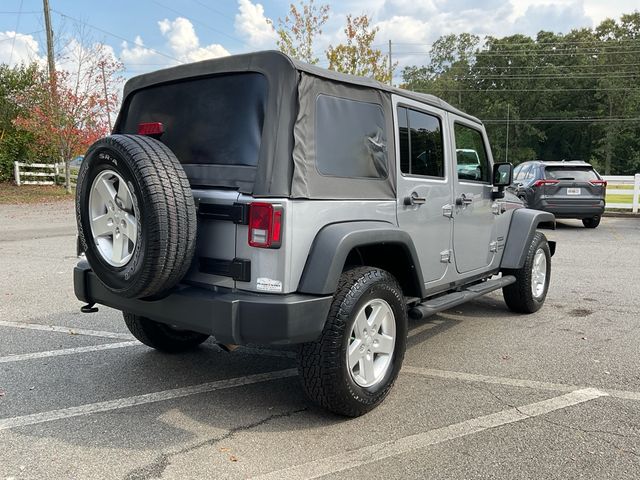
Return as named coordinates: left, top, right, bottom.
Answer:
left=408, top=275, right=516, bottom=320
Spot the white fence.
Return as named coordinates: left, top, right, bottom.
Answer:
left=13, top=162, right=77, bottom=187
left=603, top=174, right=640, bottom=213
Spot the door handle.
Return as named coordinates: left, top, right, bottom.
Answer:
left=455, top=194, right=473, bottom=206
left=404, top=191, right=427, bottom=206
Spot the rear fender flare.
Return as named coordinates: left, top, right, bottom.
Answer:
left=297, top=221, right=426, bottom=297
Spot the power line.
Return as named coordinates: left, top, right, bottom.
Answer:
left=190, top=0, right=236, bottom=22
left=413, top=87, right=638, bottom=92
left=151, top=0, right=247, bottom=47
left=457, top=62, right=640, bottom=70
left=52, top=9, right=183, bottom=64
left=0, top=29, right=44, bottom=43
left=483, top=117, right=640, bottom=123
left=8, top=0, right=24, bottom=65
left=382, top=38, right=640, bottom=48
left=396, top=49, right=640, bottom=57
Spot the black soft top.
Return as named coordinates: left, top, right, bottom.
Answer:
left=116, top=51, right=483, bottom=198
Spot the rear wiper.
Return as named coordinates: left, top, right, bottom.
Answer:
left=555, top=177, right=575, bottom=180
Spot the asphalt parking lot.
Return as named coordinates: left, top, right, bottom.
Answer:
left=1, top=201, right=639, bottom=479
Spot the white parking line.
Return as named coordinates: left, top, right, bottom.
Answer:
left=0, top=369, right=297, bottom=431
left=252, top=388, right=606, bottom=480
left=0, top=341, right=140, bottom=363
left=404, top=366, right=640, bottom=401
left=0, top=320, right=133, bottom=340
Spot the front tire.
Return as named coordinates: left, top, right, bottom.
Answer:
left=502, top=232, right=551, bottom=314
left=124, top=313, right=209, bottom=353
left=582, top=216, right=601, bottom=228
left=298, top=267, right=408, bottom=417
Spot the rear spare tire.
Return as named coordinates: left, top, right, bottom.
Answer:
left=76, top=134, right=197, bottom=299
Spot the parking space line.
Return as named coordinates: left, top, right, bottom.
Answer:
left=0, top=369, right=297, bottom=431
left=0, top=341, right=140, bottom=363
left=252, top=388, right=606, bottom=480
left=404, top=366, right=640, bottom=401
left=0, top=320, right=133, bottom=340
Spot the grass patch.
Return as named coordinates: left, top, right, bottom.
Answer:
left=606, top=194, right=634, bottom=204
left=0, top=183, right=72, bottom=204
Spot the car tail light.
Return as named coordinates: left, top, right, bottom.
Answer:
left=137, top=122, right=164, bottom=136
left=248, top=203, right=283, bottom=248
left=590, top=179, right=607, bottom=187
left=533, top=179, right=560, bottom=187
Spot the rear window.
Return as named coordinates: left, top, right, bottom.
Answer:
left=119, top=72, right=268, bottom=167
left=544, top=166, right=598, bottom=181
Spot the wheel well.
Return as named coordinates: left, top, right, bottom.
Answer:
left=344, top=244, right=422, bottom=298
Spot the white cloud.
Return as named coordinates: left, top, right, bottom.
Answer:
left=0, top=31, right=44, bottom=67
left=121, top=17, right=229, bottom=71
left=235, top=0, right=277, bottom=48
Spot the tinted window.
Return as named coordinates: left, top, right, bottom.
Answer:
left=545, top=166, right=598, bottom=181
left=454, top=123, right=490, bottom=182
left=398, top=107, right=445, bottom=178
left=120, top=73, right=267, bottom=167
left=316, top=95, right=387, bottom=178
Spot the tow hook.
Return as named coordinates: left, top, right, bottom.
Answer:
left=80, top=303, right=99, bottom=313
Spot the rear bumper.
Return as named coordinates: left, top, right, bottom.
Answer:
left=532, top=199, right=605, bottom=219
left=74, top=262, right=333, bottom=345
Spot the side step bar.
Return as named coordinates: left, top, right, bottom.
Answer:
left=408, top=275, right=516, bottom=320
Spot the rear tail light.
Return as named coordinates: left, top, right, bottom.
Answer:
left=248, top=202, right=283, bottom=248
left=590, top=180, right=607, bottom=187
left=533, top=179, right=559, bottom=187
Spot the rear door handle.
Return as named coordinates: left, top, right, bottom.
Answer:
left=404, top=192, right=427, bottom=206
left=455, top=194, right=473, bottom=206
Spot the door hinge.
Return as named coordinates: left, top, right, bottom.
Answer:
left=489, top=241, right=498, bottom=253
left=440, top=249, right=452, bottom=263
left=442, top=204, right=453, bottom=218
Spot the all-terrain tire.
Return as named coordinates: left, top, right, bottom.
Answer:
left=123, top=312, right=209, bottom=353
left=582, top=216, right=601, bottom=228
left=298, top=267, right=408, bottom=417
left=502, top=231, right=551, bottom=314
left=76, top=135, right=197, bottom=299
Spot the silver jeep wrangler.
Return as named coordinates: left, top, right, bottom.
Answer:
left=74, top=51, right=555, bottom=417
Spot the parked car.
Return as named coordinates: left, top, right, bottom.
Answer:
left=73, top=51, right=555, bottom=417
left=509, top=160, right=606, bottom=228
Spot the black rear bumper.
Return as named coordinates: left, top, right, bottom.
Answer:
left=531, top=199, right=605, bottom=219
left=74, top=262, right=333, bottom=345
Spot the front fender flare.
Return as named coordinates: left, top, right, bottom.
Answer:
left=297, top=221, right=425, bottom=296
left=501, top=208, right=555, bottom=270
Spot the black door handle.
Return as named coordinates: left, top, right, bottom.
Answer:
left=455, top=194, right=473, bottom=206
left=404, top=192, right=427, bottom=206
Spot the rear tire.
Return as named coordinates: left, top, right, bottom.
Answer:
left=298, top=267, right=407, bottom=417
left=124, top=312, right=209, bottom=353
left=502, top=232, right=551, bottom=314
left=582, top=216, right=600, bottom=228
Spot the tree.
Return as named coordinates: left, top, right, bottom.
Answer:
left=13, top=42, right=123, bottom=192
left=326, top=14, right=393, bottom=83
left=269, top=0, right=330, bottom=65
left=0, top=63, right=42, bottom=182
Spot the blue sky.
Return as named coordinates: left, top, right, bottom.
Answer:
left=1, top=0, right=638, bottom=79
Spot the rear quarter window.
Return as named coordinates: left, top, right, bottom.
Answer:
left=315, top=94, right=388, bottom=179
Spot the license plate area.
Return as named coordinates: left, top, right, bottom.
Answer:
left=566, top=188, right=581, bottom=195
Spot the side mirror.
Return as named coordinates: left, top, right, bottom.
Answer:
left=493, top=163, right=513, bottom=187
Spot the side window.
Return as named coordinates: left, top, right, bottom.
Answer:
left=454, top=123, right=490, bottom=183
left=525, top=166, right=536, bottom=180
left=397, top=106, right=445, bottom=178
left=316, top=95, right=388, bottom=179
left=513, top=164, right=523, bottom=181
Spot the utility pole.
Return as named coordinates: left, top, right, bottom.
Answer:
left=388, top=40, right=392, bottom=86
left=42, top=0, right=55, bottom=85
left=100, top=62, right=112, bottom=131
left=505, top=103, right=510, bottom=163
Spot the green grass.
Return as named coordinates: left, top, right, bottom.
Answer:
left=0, top=182, right=72, bottom=204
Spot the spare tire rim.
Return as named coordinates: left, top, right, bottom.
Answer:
left=347, top=298, right=396, bottom=388
left=531, top=248, right=547, bottom=298
left=89, top=170, right=139, bottom=267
